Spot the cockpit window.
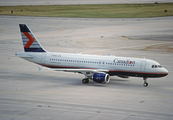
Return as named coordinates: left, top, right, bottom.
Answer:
left=158, top=65, right=162, bottom=68
left=151, top=65, right=162, bottom=68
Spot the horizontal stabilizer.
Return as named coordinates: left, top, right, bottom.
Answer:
left=15, top=52, right=33, bottom=58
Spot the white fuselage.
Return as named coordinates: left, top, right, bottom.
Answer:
left=16, top=52, right=168, bottom=78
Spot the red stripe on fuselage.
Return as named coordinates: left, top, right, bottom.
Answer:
left=38, top=63, right=168, bottom=76
left=23, top=32, right=35, bottom=48
left=38, top=63, right=95, bottom=69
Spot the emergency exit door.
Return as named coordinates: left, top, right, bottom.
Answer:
left=140, top=61, right=146, bottom=72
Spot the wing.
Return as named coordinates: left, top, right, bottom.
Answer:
left=38, top=66, right=109, bottom=73
left=38, top=66, right=111, bottom=84
left=54, top=68, right=109, bottom=73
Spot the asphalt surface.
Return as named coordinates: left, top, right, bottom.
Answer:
left=0, top=16, right=173, bottom=120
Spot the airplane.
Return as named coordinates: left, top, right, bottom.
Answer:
left=16, top=24, right=168, bottom=87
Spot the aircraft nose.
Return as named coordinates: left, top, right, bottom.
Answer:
left=163, top=68, right=168, bottom=76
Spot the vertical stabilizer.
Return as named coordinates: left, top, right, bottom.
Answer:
left=19, top=24, right=46, bottom=52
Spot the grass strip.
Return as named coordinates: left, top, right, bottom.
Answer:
left=0, top=3, right=173, bottom=18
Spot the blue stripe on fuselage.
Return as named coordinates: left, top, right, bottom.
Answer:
left=24, top=48, right=45, bottom=52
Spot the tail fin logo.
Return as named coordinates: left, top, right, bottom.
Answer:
left=23, top=32, right=35, bottom=48
left=19, top=24, right=46, bottom=52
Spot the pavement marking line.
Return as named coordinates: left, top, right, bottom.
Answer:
left=66, top=28, right=125, bottom=36
left=80, top=41, right=173, bottom=54
left=121, top=36, right=130, bottom=40
left=37, top=25, right=66, bottom=37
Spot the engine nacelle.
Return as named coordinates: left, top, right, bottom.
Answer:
left=93, top=73, right=110, bottom=84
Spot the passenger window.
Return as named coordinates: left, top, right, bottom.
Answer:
left=152, top=65, right=154, bottom=68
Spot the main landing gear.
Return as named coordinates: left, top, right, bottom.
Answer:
left=82, top=78, right=89, bottom=84
left=143, top=77, right=148, bottom=87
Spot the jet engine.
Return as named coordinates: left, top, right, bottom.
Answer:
left=92, top=73, right=110, bottom=84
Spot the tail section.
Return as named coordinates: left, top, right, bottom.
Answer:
left=19, top=24, right=46, bottom=52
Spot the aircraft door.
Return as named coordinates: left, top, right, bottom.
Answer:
left=140, top=61, right=146, bottom=72
left=41, top=54, right=46, bottom=64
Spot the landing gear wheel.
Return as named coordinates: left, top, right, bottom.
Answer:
left=143, top=82, right=148, bottom=87
left=82, top=78, right=89, bottom=84
left=143, top=77, right=148, bottom=87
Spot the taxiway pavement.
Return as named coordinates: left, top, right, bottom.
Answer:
left=0, top=16, right=173, bottom=120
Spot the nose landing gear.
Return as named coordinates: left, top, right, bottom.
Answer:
left=143, top=77, right=148, bottom=87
